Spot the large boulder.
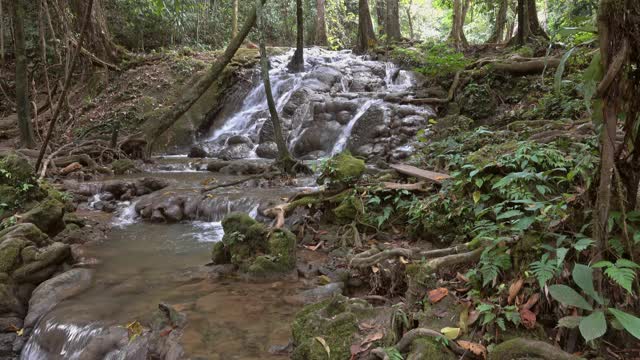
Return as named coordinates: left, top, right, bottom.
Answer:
left=11, top=242, right=71, bottom=283
left=211, top=212, right=297, bottom=277
left=24, top=268, right=94, bottom=328
left=18, top=198, right=66, bottom=237
left=317, top=152, right=366, bottom=187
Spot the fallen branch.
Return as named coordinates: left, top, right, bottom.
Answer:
left=382, top=181, right=428, bottom=192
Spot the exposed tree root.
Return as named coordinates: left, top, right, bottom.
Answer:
left=487, top=338, right=581, bottom=360
left=350, top=243, right=476, bottom=268
left=371, top=327, right=464, bottom=359
left=400, top=70, right=461, bottom=105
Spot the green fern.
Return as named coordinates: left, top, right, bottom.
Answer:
left=593, top=259, right=640, bottom=294
left=531, top=253, right=558, bottom=288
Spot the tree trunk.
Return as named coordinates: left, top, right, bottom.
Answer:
left=146, top=1, right=268, bottom=155
left=12, top=0, right=35, bottom=149
left=69, top=0, right=120, bottom=63
left=232, top=0, right=239, bottom=38
left=376, top=0, right=386, bottom=36
left=385, top=0, right=401, bottom=41
left=527, top=0, right=548, bottom=39
left=448, top=0, right=469, bottom=49
left=516, top=0, right=527, bottom=46
left=488, top=0, right=508, bottom=43
left=1, top=0, right=4, bottom=64
left=357, top=0, right=376, bottom=53
left=315, top=0, right=328, bottom=46
left=406, top=0, right=414, bottom=41
left=288, top=0, right=304, bottom=72
left=256, top=0, right=296, bottom=171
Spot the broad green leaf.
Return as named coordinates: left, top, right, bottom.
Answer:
left=512, top=217, right=535, bottom=231
left=572, top=264, right=603, bottom=304
left=592, top=261, right=614, bottom=268
left=440, top=327, right=461, bottom=340
left=556, top=247, right=569, bottom=268
left=557, top=316, right=582, bottom=329
left=573, top=238, right=594, bottom=251
left=579, top=311, right=607, bottom=342
left=609, top=308, right=640, bottom=340
left=549, top=285, right=593, bottom=310
left=473, top=191, right=481, bottom=204
left=616, top=259, right=640, bottom=269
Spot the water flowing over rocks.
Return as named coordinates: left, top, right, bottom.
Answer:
left=200, top=48, right=434, bottom=162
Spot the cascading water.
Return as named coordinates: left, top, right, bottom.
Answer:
left=331, top=99, right=381, bottom=155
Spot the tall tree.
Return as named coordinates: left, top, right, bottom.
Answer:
left=289, top=0, right=304, bottom=72
left=526, top=0, right=548, bottom=39
left=357, top=0, right=377, bottom=53
left=376, top=0, right=386, bottom=36
left=448, top=0, right=470, bottom=49
left=232, top=0, right=239, bottom=38
left=315, top=0, right=328, bottom=45
left=12, top=0, right=36, bottom=149
left=385, top=0, right=401, bottom=41
left=256, top=0, right=296, bottom=171
left=405, top=0, right=414, bottom=41
left=146, top=1, right=268, bottom=154
left=488, top=0, right=508, bottom=43
left=512, top=0, right=548, bottom=45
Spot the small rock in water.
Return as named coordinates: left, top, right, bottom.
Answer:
left=188, top=146, right=209, bottom=158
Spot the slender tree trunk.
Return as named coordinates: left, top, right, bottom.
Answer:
left=448, top=0, right=469, bottom=49
left=232, top=0, right=239, bottom=38
left=146, top=0, right=268, bottom=155
left=12, top=0, right=36, bottom=149
left=527, top=0, right=548, bottom=39
left=256, top=0, right=295, bottom=171
left=0, top=0, right=4, bottom=64
left=357, top=0, right=377, bottom=53
left=315, top=0, right=328, bottom=45
left=516, top=0, right=526, bottom=46
left=385, top=0, right=401, bottom=41
left=406, top=0, right=414, bottom=41
left=488, top=0, right=508, bottom=43
left=289, top=0, right=304, bottom=72
left=376, top=0, right=386, bottom=37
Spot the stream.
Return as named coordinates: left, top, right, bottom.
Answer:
left=20, top=48, right=428, bottom=359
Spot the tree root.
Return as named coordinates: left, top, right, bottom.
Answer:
left=370, top=327, right=464, bottom=359
left=487, top=338, right=581, bottom=360
left=350, top=243, right=476, bottom=268
left=400, top=70, right=461, bottom=105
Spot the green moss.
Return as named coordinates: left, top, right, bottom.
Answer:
left=19, top=198, right=65, bottom=236
left=221, top=212, right=259, bottom=235
left=430, top=115, right=474, bottom=140
left=111, top=159, right=136, bottom=175
left=332, top=198, right=358, bottom=223
left=318, top=152, right=366, bottom=187
left=467, top=141, right=519, bottom=167
left=0, top=237, right=29, bottom=273
left=407, top=338, right=456, bottom=360
left=211, top=241, right=229, bottom=264
left=459, top=83, right=497, bottom=120
left=0, top=153, right=34, bottom=186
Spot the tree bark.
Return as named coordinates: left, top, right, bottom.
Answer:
left=36, top=0, right=95, bottom=170
left=289, top=0, right=304, bottom=72
left=146, top=1, right=267, bottom=155
left=256, top=0, right=295, bottom=171
left=232, top=0, right=239, bottom=38
left=385, top=0, right=401, bottom=41
left=12, top=0, right=36, bottom=149
left=516, top=0, right=526, bottom=46
left=527, top=0, right=548, bottom=39
left=69, top=0, right=120, bottom=63
left=0, top=0, right=4, bottom=64
left=315, top=0, right=328, bottom=46
left=357, top=0, right=376, bottom=53
left=406, top=0, right=414, bottom=41
left=376, top=0, right=386, bottom=36
left=488, top=0, right=508, bottom=43
left=448, top=0, right=469, bottom=49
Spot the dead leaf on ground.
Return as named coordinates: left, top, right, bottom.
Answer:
left=314, top=337, right=331, bottom=358
left=371, top=265, right=380, bottom=273
left=361, top=330, right=385, bottom=345
left=304, top=241, right=324, bottom=251
left=399, top=256, right=409, bottom=264
left=456, top=272, right=469, bottom=282
left=508, top=278, right=524, bottom=304
left=522, top=293, right=540, bottom=310
left=520, top=308, right=537, bottom=329
left=440, top=327, right=461, bottom=340
left=467, top=310, right=480, bottom=325
left=457, top=340, right=487, bottom=359
left=428, top=287, right=449, bottom=304
left=358, top=321, right=377, bottom=331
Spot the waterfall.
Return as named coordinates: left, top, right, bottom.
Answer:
left=331, top=99, right=381, bottom=155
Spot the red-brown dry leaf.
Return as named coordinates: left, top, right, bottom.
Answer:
left=520, top=308, right=537, bottom=329
left=361, top=331, right=384, bottom=345
left=508, top=278, right=524, bottom=304
left=456, top=272, right=470, bottom=283
left=522, top=293, right=540, bottom=310
left=457, top=340, right=487, bottom=359
left=428, top=287, right=449, bottom=304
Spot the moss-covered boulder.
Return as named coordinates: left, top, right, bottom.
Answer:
left=0, top=153, right=33, bottom=186
left=212, top=212, right=297, bottom=277
left=318, top=152, right=366, bottom=188
left=18, top=198, right=66, bottom=237
left=292, top=295, right=394, bottom=360
left=111, top=159, right=137, bottom=175
left=459, top=83, right=497, bottom=120
left=0, top=152, right=45, bottom=217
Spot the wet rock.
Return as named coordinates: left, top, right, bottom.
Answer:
left=299, top=282, right=344, bottom=304
left=0, top=332, right=17, bottom=357
left=292, top=123, right=342, bottom=157
left=0, top=284, right=24, bottom=316
left=18, top=198, right=66, bottom=237
left=0, top=238, right=30, bottom=274
left=348, top=105, right=387, bottom=156
left=12, top=242, right=71, bottom=283
left=255, top=142, right=279, bottom=159
left=93, top=200, right=117, bottom=213
left=335, top=111, right=352, bottom=125
left=227, top=135, right=252, bottom=145
left=217, top=143, right=253, bottom=160
left=188, top=146, right=209, bottom=158
left=24, top=268, right=94, bottom=328
left=0, top=224, right=49, bottom=247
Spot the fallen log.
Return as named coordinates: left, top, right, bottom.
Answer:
left=382, top=181, right=428, bottom=192
left=389, top=164, right=451, bottom=184
left=492, top=58, right=561, bottom=76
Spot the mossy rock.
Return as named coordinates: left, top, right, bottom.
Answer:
left=0, top=237, right=30, bottom=273
left=0, top=153, right=34, bottom=186
left=0, top=224, right=49, bottom=247
left=292, top=295, right=393, bottom=360
left=211, top=241, right=229, bottom=264
left=18, top=198, right=66, bottom=237
left=407, top=338, right=456, bottom=360
left=111, top=159, right=137, bottom=175
left=0, top=185, right=19, bottom=213
left=248, top=229, right=296, bottom=276
left=318, top=152, right=366, bottom=187
left=459, top=83, right=497, bottom=120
